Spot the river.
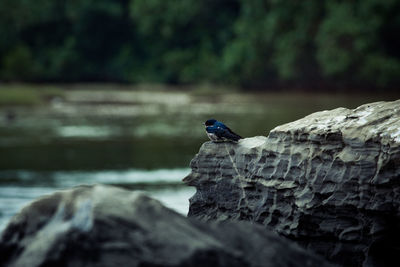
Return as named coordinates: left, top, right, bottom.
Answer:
left=0, top=87, right=397, bottom=232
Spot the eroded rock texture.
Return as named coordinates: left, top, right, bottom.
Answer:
left=184, top=100, right=400, bottom=267
left=0, top=185, right=332, bottom=267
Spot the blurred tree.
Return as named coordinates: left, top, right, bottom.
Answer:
left=1, top=44, right=36, bottom=80
left=65, top=0, right=136, bottom=81
left=0, top=0, right=398, bottom=89
left=129, top=0, right=239, bottom=83
left=316, top=0, right=400, bottom=88
left=222, top=0, right=325, bottom=87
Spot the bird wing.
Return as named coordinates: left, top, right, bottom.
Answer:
left=226, top=126, right=242, bottom=139
left=215, top=126, right=242, bottom=141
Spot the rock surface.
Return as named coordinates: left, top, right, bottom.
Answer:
left=184, top=100, right=400, bottom=267
left=0, top=184, right=332, bottom=267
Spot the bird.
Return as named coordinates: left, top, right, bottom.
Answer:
left=204, top=119, right=242, bottom=142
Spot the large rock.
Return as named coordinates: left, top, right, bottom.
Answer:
left=0, top=185, right=332, bottom=267
left=184, top=100, right=400, bottom=267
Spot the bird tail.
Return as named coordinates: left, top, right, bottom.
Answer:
left=231, top=133, right=242, bottom=142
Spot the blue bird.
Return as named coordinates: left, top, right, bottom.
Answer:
left=204, top=119, right=242, bottom=142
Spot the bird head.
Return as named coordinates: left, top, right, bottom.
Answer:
left=204, top=119, right=217, bottom=127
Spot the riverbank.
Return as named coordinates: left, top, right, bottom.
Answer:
left=1, top=83, right=398, bottom=107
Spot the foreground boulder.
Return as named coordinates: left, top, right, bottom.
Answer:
left=184, top=100, right=400, bottom=267
left=0, top=185, right=331, bottom=267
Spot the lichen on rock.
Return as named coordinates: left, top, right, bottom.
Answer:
left=184, top=99, right=400, bottom=267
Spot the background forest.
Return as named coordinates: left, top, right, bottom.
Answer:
left=0, top=0, right=399, bottom=90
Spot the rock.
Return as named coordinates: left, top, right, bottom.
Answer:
left=184, top=100, right=400, bottom=267
left=0, top=184, right=332, bottom=267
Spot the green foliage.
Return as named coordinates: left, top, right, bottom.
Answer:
left=316, top=2, right=373, bottom=77
left=129, top=0, right=238, bottom=83
left=0, top=0, right=398, bottom=89
left=315, top=0, right=400, bottom=87
left=1, top=45, right=36, bottom=80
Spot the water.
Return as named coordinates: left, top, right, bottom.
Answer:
left=0, top=168, right=193, bottom=231
left=0, top=88, right=397, bottom=233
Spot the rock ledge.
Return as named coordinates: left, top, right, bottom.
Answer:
left=184, top=100, right=400, bottom=267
